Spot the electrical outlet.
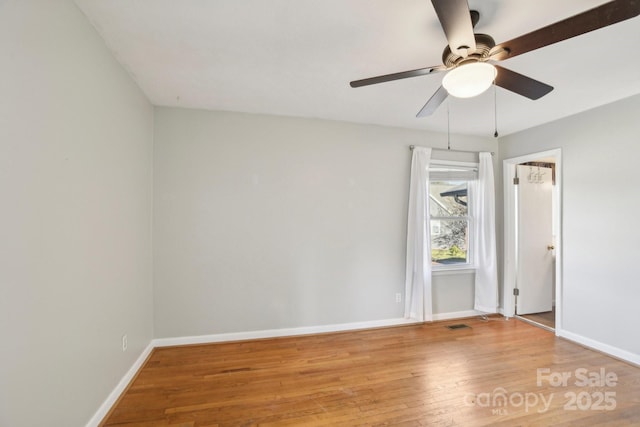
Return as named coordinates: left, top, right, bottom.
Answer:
left=395, top=293, right=402, bottom=303
left=122, top=334, right=128, bottom=352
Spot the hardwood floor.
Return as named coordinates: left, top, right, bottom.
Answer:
left=101, top=317, right=640, bottom=426
left=519, top=307, right=556, bottom=329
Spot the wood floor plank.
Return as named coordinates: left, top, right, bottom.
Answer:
left=100, top=317, right=640, bottom=426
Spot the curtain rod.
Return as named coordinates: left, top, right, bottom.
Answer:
left=409, top=145, right=494, bottom=156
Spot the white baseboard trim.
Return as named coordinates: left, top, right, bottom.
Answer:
left=432, top=310, right=486, bottom=321
left=86, top=342, right=154, bottom=427
left=152, top=317, right=419, bottom=348
left=557, top=329, right=640, bottom=367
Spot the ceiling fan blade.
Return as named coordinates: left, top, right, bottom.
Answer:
left=350, top=65, right=445, bottom=88
left=431, top=0, right=476, bottom=56
left=494, top=66, right=553, bottom=100
left=491, top=0, right=640, bottom=60
left=416, top=85, right=448, bottom=117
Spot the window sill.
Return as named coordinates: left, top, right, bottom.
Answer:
left=432, top=267, right=476, bottom=276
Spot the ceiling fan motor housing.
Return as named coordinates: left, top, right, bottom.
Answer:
left=442, top=33, right=496, bottom=68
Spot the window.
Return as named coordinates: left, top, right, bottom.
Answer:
left=429, top=161, right=477, bottom=269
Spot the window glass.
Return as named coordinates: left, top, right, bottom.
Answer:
left=430, top=180, right=470, bottom=267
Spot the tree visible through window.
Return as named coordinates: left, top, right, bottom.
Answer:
left=429, top=180, right=471, bottom=266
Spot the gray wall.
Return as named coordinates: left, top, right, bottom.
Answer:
left=153, top=107, right=497, bottom=338
left=499, top=94, right=640, bottom=358
left=0, top=1, right=154, bottom=426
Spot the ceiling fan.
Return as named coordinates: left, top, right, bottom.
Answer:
left=350, top=0, right=640, bottom=117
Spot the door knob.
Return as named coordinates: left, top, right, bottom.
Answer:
left=547, top=245, right=555, bottom=250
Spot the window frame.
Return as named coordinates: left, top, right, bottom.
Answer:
left=429, top=160, right=478, bottom=272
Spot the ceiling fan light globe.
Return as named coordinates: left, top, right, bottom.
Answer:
left=442, top=63, right=497, bottom=98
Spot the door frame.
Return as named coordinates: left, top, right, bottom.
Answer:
left=503, top=149, right=562, bottom=333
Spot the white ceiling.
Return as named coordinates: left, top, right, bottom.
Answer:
left=75, top=0, right=640, bottom=137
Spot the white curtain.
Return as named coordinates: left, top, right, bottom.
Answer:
left=471, top=152, right=499, bottom=313
left=404, top=147, right=432, bottom=321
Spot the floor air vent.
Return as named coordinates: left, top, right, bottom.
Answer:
left=446, top=324, right=470, bottom=330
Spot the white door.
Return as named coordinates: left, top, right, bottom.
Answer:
left=516, top=165, right=554, bottom=315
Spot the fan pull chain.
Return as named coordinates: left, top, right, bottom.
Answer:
left=493, top=82, right=499, bottom=138
left=447, top=98, right=451, bottom=150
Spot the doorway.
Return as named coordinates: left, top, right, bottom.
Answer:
left=503, top=149, right=562, bottom=332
